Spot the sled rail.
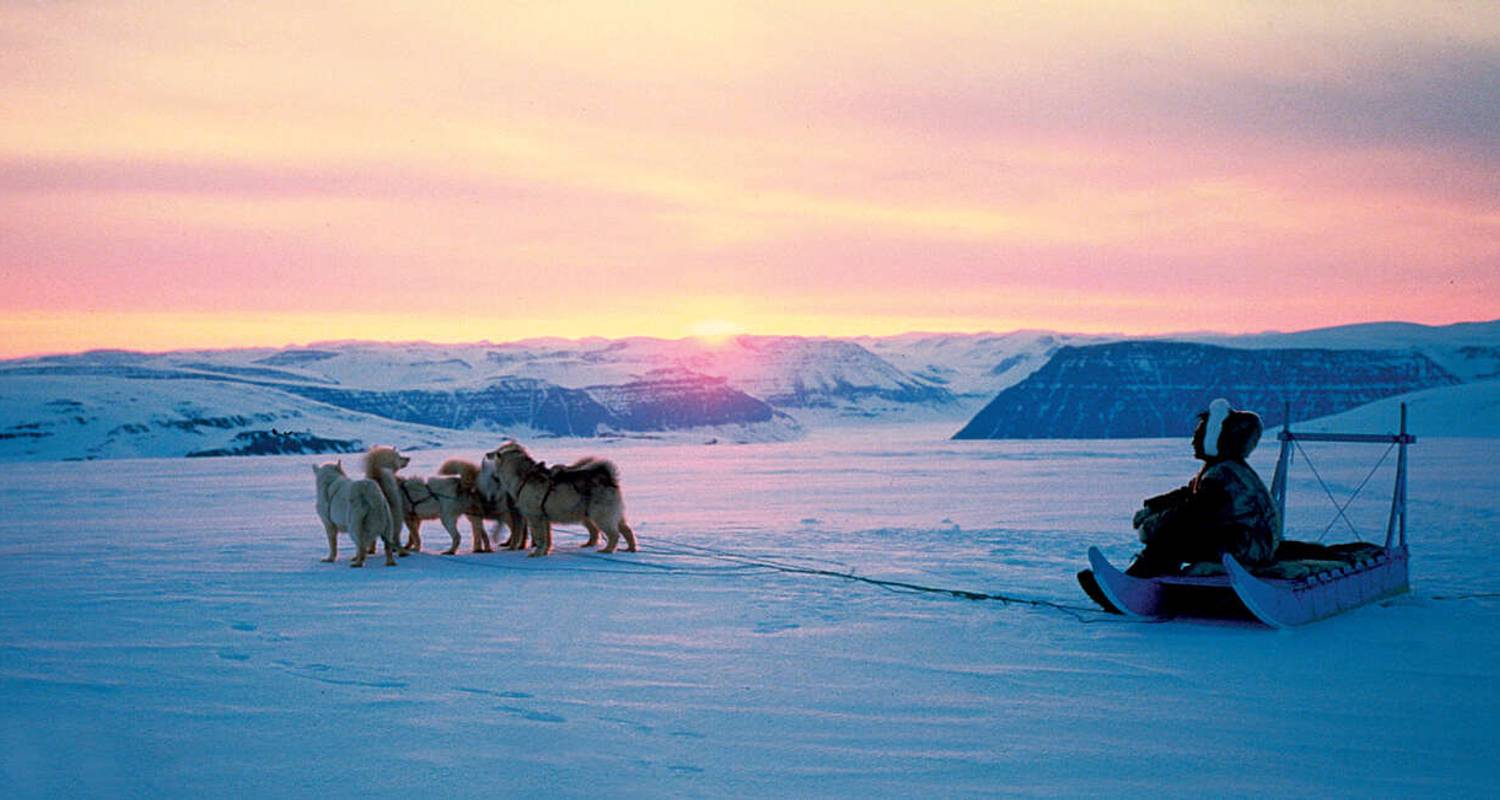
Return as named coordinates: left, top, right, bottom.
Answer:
left=1224, top=549, right=1409, bottom=628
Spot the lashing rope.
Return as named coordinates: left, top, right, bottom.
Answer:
left=1292, top=439, right=1396, bottom=543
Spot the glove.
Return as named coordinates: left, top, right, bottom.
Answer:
left=1134, top=507, right=1160, bottom=544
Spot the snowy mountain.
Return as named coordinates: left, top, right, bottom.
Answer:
left=672, top=336, right=958, bottom=417
left=856, top=330, right=1112, bottom=401
left=0, top=373, right=460, bottom=461
left=2, top=336, right=954, bottom=460
left=1181, top=319, right=1500, bottom=383
left=1285, top=379, right=1500, bottom=438
left=0, top=362, right=806, bottom=461
left=954, top=341, right=1462, bottom=439
left=584, top=368, right=786, bottom=430
left=4, top=320, right=1498, bottom=460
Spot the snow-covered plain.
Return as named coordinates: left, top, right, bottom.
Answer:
left=2, top=425, right=1497, bottom=798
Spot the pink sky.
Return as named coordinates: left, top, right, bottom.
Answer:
left=2, top=2, right=1497, bottom=357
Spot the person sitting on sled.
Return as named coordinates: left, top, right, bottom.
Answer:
left=1125, top=398, right=1280, bottom=577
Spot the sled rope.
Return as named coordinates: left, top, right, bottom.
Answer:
left=412, top=539, right=1131, bottom=624
left=644, top=541, right=1118, bottom=623
left=1430, top=592, right=1500, bottom=602
left=1293, top=439, right=1395, bottom=542
left=413, top=549, right=769, bottom=578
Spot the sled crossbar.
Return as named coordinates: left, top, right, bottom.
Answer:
left=1278, top=432, right=1415, bottom=445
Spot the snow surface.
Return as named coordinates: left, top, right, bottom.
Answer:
left=1288, top=379, right=1500, bottom=439
left=2, top=426, right=1498, bottom=798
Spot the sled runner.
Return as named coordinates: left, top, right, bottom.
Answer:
left=1080, top=404, right=1413, bottom=627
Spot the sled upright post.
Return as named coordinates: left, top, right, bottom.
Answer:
left=1386, top=402, right=1410, bottom=550
left=1270, top=401, right=1293, bottom=533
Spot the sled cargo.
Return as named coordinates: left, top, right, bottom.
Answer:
left=1081, top=404, right=1413, bottom=627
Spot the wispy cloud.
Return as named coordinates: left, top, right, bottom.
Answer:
left=0, top=1, right=1496, bottom=356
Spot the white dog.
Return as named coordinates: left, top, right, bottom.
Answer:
left=482, top=441, right=636, bottom=557
left=312, top=460, right=401, bottom=567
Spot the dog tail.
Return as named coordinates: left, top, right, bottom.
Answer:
left=561, top=456, right=619, bottom=488
left=351, top=479, right=395, bottom=550
left=370, top=468, right=403, bottom=540
left=439, top=458, right=480, bottom=492
left=362, top=445, right=405, bottom=480
left=368, top=483, right=397, bottom=550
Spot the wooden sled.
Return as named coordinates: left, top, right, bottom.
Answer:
left=1086, top=544, right=1409, bottom=627
left=1081, top=404, right=1414, bottom=627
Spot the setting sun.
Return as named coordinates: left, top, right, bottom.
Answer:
left=687, top=319, right=743, bottom=345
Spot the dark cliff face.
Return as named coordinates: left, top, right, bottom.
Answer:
left=280, top=379, right=615, bottom=437
left=953, top=341, right=1461, bottom=439
left=280, top=374, right=776, bottom=436
left=186, top=430, right=363, bottom=457
left=1, top=363, right=792, bottom=440
left=586, top=371, right=775, bottom=430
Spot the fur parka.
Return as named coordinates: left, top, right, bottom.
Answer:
left=1134, top=403, right=1281, bottom=570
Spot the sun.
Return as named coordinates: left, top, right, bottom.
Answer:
left=687, top=319, right=742, bottom=346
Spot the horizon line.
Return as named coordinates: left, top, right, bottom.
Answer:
left=4, top=315, right=1497, bottom=362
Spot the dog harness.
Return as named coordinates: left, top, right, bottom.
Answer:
left=513, top=470, right=556, bottom=520
left=398, top=479, right=422, bottom=513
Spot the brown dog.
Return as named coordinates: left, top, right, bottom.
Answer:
left=481, top=441, right=637, bottom=557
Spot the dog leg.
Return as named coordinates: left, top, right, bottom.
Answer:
left=581, top=517, right=602, bottom=548
left=513, top=510, right=531, bottom=549
left=507, top=512, right=523, bottom=550
left=529, top=519, right=551, bottom=557
left=502, top=511, right=526, bottom=550
left=618, top=520, right=637, bottom=553
left=468, top=514, right=492, bottom=553
left=439, top=511, right=461, bottom=555
left=321, top=520, right=339, bottom=563
left=405, top=517, right=422, bottom=552
left=351, top=532, right=367, bottom=567
left=600, top=525, right=619, bottom=554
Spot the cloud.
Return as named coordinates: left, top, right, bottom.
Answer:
left=0, top=1, right=1495, bottom=350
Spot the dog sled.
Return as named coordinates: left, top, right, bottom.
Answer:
left=1080, top=404, right=1413, bottom=627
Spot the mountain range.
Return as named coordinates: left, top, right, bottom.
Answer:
left=1, top=320, right=1497, bottom=460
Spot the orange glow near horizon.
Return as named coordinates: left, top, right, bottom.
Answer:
left=2, top=2, right=1498, bottom=359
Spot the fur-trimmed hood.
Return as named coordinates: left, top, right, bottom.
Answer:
left=1193, top=400, right=1263, bottom=462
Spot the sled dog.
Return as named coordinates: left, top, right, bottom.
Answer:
left=312, top=460, right=401, bottom=567
left=477, top=449, right=606, bottom=552
left=482, top=441, right=637, bottom=557
left=363, top=445, right=409, bottom=549
left=400, top=458, right=523, bottom=554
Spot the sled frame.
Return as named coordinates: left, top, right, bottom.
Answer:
left=1270, top=402, right=1414, bottom=550
left=1085, top=404, right=1416, bottom=626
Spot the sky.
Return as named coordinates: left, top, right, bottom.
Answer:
left=2, top=1, right=1498, bottom=357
